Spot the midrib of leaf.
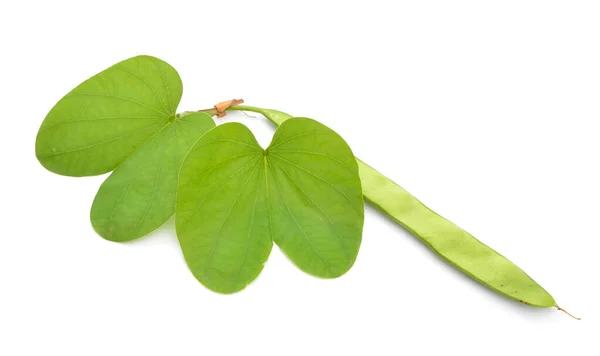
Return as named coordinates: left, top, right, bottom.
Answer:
left=38, top=122, right=168, bottom=158
left=179, top=152, right=261, bottom=191
left=190, top=138, right=261, bottom=151
left=269, top=149, right=356, bottom=174
left=174, top=119, right=193, bottom=148
left=178, top=156, right=262, bottom=232
left=66, top=93, right=170, bottom=117
left=232, top=167, right=263, bottom=290
left=268, top=131, right=334, bottom=150
left=150, top=56, right=174, bottom=113
left=38, top=116, right=165, bottom=134
left=113, top=65, right=170, bottom=114
left=266, top=155, right=330, bottom=270
left=100, top=124, right=171, bottom=237
left=203, top=163, right=261, bottom=281
left=269, top=153, right=362, bottom=217
left=107, top=185, right=130, bottom=231
left=269, top=158, right=351, bottom=263
left=132, top=128, right=169, bottom=234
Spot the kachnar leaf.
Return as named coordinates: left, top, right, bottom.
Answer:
left=176, top=118, right=364, bottom=293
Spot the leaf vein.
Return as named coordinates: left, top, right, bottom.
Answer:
left=233, top=168, right=263, bottom=290
left=268, top=149, right=355, bottom=173
left=204, top=164, right=260, bottom=280
left=271, top=159, right=351, bottom=263
left=191, top=138, right=261, bottom=151
left=268, top=158, right=330, bottom=271
left=178, top=156, right=262, bottom=231
left=269, top=131, right=335, bottom=150
left=39, top=122, right=167, bottom=158
left=134, top=144, right=163, bottom=234
left=180, top=152, right=261, bottom=190
left=114, top=65, right=171, bottom=114
left=270, top=154, right=362, bottom=217
left=150, top=57, right=173, bottom=113
left=39, top=116, right=164, bottom=134
left=67, top=92, right=169, bottom=116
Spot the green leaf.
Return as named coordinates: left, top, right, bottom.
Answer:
left=176, top=118, right=364, bottom=293
left=91, top=113, right=215, bottom=242
left=35, top=55, right=182, bottom=176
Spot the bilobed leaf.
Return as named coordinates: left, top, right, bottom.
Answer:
left=176, top=118, right=364, bottom=293
left=91, top=113, right=215, bottom=242
left=35, top=55, right=182, bottom=176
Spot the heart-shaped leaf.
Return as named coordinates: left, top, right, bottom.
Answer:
left=176, top=118, right=364, bottom=293
left=36, top=55, right=182, bottom=176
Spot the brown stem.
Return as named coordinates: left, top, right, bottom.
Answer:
left=555, top=305, right=581, bottom=320
left=214, top=99, right=244, bottom=117
left=178, top=98, right=244, bottom=119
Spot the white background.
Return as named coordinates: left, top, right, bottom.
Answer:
left=1, top=1, right=598, bottom=355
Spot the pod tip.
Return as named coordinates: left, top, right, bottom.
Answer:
left=555, top=305, right=581, bottom=320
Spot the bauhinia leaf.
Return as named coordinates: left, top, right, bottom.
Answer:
left=91, top=113, right=215, bottom=242
left=176, top=118, right=364, bottom=293
left=35, top=55, right=182, bottom=176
